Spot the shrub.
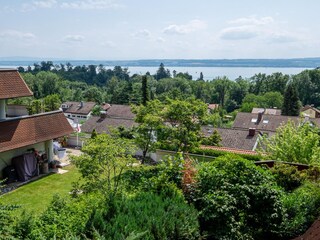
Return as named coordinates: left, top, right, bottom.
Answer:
left=270, top=163, right=305, bottom=192
left=89, top=191, right=200, bottom=240
left=29, top=194, right=99, bottom=239
left=193, top=155, right=285, bottom=240
left=281, top=182, right=320, bottom=239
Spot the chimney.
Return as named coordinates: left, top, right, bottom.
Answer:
left=256, top=111, right=264, bottom=124
left=100, top=110, right=107, bottom=119
left=80, top=101, right=84, bottom=108
left=248, top=128, right=256, bottom=137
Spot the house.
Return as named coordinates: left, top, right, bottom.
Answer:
left=0, top=69, right=73, bottom=179
left=81, top=104, right=136, bottom=134
left=251, top=108, right=282, bottom=115
left=202, top=126, right=270, bottom=151
left=301, top=105, right=320, bottom=118
left=232, top=112, right=303, bottom=132
left=61, top=101, right=96, bottom=121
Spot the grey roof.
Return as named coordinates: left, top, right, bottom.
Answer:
left=62, top=102, right=96, bottom=115
left=232, top=112, right=302, bottom=132
left=251, top=108, right=282, bottom=115
left=202, top=126, right=263, bottom=151
left=106, top=104, right=135, bottom=119
left=81, top=116, right=137, bottom=134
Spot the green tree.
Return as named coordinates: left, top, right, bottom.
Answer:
left=261, top=121, right=320, bottom=164
left=43, top=94, right=61, bottom=111
left=141, top=75, right=149, bottom=105
left=282, top=84, right=301, bottom=116
left=162, top=98, right=208, bottom=152
left=27, top=99, right=44, bottom=114
left=155, top=63, right=170, bottom=80
left=71, top=134, right=136, bottom=197
left=212, top=77, right=232, bottom=107
left=201, top=130, right=222, bottom=146
left=132, top=100, right=164, bottom=163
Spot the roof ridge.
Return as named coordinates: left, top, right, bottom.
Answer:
left=0, top=110, right=63, bottom=123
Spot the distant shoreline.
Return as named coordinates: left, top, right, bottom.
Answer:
left=0, top=58, right=319, bottom=68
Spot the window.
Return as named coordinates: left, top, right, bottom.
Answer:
left=251, top=118, right=257, bottom=123
left=263, top=120, right=269, bottom=124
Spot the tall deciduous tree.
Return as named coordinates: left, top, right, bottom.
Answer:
left=162, top=98, right=208, bottom=152
left=132, top=100, right=163, bottom=163
left=282, top=84, right=300, bottom=116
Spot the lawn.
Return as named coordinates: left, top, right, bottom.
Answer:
left=0, top=164, right=80, bottom=215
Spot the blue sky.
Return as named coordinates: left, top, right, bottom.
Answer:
left=0, top=0, right=319, bottom=60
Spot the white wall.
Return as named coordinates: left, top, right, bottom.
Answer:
left=0, top=142, right=45, bottom=178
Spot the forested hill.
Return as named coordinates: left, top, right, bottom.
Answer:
left=1, top=57, right=320, bottom=68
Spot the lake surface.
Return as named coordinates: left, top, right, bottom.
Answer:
left=0, top=64, right=310, bottom=80
left=120, top=66, right=310, bottom=80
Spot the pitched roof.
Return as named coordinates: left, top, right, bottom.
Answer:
left=233, top=112, right=302, bottom=132
left=81, top=116, right=137, bottom=134
left=301, top=105, right=320, bottom=114
left=200, top=145, right=258, bottom=155
left=0, top=111, right=73, bottom=153
left=0, top=69, right=33, bottom=99
left=106, top=104, right=135, bottom=119
left=202, top=126, right=262, bottom=150
left=251, top=108, right=282, bottom=115
left=62, top=101, right=96, bottom=115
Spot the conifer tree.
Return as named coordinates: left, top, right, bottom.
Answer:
left=141, top=75, right=149, bottom=106
left=282, top=84, right=300, bottom=116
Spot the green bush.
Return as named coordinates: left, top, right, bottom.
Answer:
left=270, top=163, right=305, bottom=192
left=281, top=182, right=320, bottom=238
left=193, top=155, right=285, bottom=240
left=29, top=194, right=99, bottom=239
left=89, top=191, right=200, bottom=240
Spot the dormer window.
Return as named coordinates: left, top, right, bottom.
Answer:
left=61, top=104, right=69, bottom=108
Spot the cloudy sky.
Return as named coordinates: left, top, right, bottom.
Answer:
left=0, top=0, right=319, bottom=60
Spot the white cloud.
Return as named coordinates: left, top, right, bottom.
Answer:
left=220, top=25, right=259, bottom=40
left=132, top=29, right=151, bottom=39
left=62, top=34, right=85, bottom=43
left=60, top=0, right=122, bottom=10
left=33, top=0, right=57, bottom=8
left=156, top=37, right=165, bottom=43
left=220, top=16, right=300, bottom=43
left=163, top=19, right=207, bottom=35
left=0, top=30, right=36, bottom=40
left=229, top=16, right=274, bottom=25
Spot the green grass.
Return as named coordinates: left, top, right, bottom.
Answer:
left=0, top=165, right=81, bottom=215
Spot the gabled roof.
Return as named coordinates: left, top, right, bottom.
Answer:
left=62, top=101, right=96, bottom=115
left=0, top=69, right=33, bottom=99
left=106, top=104, right=135, bottom=119
left=233, top=112, right=302, bottom=132
left=301, top=105, right=320, bottom=114
left=202, top=126, right=265, bottom=150
left=251, top=108, right=282, bottom=115
left=0, top=111, right=73, bottom=153
left=81, top=116, right=137, bottom=134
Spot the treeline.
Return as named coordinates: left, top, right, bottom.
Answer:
left=17, top=61, right=320, bottom=114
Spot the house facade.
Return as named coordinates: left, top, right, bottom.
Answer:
left=61, top=101, right=96, bottom=121
left=301, top=105, right=320, bottom=118
left=0, top=69, right=73, bottom=179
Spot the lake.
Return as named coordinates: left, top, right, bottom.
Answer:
left=0, top=64, right=310, bottom=80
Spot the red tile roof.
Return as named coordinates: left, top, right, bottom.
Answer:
left=0, top=111, right=73, bottom=153
left=200, top=145, right=258, bottom=155
left=0, top=69, right=33, bottom=99
left=62, top=101, right=96, bottom=115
